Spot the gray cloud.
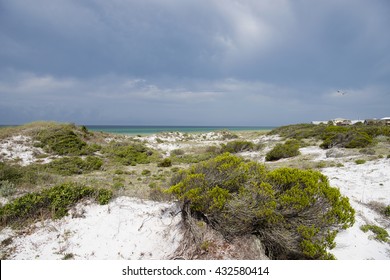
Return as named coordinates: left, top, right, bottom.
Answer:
left=1, top=0, right=389, bottom=125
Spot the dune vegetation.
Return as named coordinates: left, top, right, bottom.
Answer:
left=1, top=121, right=389, bottom=260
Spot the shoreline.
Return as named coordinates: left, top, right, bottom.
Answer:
left=85, top=125, right=275, bottom=136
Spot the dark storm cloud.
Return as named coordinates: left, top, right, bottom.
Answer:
left=1, top=0, right=389, bottom=125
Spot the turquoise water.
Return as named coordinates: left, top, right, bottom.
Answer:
left=86, top=125, right=275, bottom=135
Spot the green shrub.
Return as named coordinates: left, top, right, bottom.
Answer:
left=171, top=167, right=180, bottom=173
left=171, top=153, right=215, bottom=164
left=62, top=253, right=75, bottom=260
left=34, top=125, right=89, bottom=156
left=355, top=159, right=366, bottom=165
left=47, top=156, right=103, bottom=176
left=96, top=188, right=113, bottom=205
left=344, top=131, right=373, bottom=148
left=0, top=162, right=57, bottom=189
left=265, top=140, right=300, bottom=161
left=113, top=177, right=125, bottom=190
left=220, top=140, right=259, bottom=153
left=157, top=158, right=172, bottom=167
left=0, top=180, right=16, bottom=197
left=114, top=169, right=124, bottom=175
left=320, top=128, right=374, bottom=149
left=269, top=123, right=326, bottom=140
left=0, top=162, right=23, bottom=183
left=171, top=149, right=185, bottom=156
left=0, top=182, right=112, bottom=226
left=360, top=224, right=389, bottom=242
left=269, top=124, right=388, bottom=150
left=168, top=153, right=355, bottom=260
left=103, top=142, right=153, bottom=165
left=384, top=205, right=390, bottom=217
left=141, top=169, right=151, bottom=176
left=218, top=130, right=239, bottom=140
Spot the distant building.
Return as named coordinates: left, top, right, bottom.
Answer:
left=364, top=119, right=380, bottom=125
left=311, top=121, right=328, bottom=125
left=381, top=117, right=390, bottom=125
left=350, top=120, right=364, bottom=125
left=332, top=118, right=352, bottom=126
left=312, top=117, right=389, bottom=126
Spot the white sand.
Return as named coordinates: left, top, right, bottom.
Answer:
left=322, top=158, right=390, bottom=259
left=0, top=135, right=53, bottom=166
left=0, top=197, right=183, bottom=260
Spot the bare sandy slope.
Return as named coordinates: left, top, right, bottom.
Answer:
left=0, top=197, right=182, bottom=260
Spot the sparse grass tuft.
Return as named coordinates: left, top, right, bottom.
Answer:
left=220, top=140, right=261, bottom=153
left=360, top=224, right=389, bottom=242
left=103, top=142, right=156, bottom=166
left=384, top=205, right=390, bottom=217
left=47, top=156, right=103, bottom=176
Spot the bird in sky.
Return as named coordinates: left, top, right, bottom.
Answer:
left=337, top=90, right=347, bottom=96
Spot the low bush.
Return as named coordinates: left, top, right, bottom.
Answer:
left=360, top=224, right=389, bottom=242
left=220, top=140, right=261, bottom=153
left=269, top=124, right=326, bottom=140
left=168, top=153, right=355, bottom=259
left=265, top=140, right=300, bottom=161
left=141, top=169, right=151, bottom=176
left=171, top=149, right=185, bottom=156
left=34, top=125, right=90, bottom=156
left=47, top=156, right=103, bottom=176
left=103, top=142, right=154, bottom=166
left=355, top=159, right=366, bottom=165
left=218, top=130, right=239, bottom=140
left=384, top=205, right=390, bottom=217
left=320, top=129, right=373, bottom=149
left=0, top=182, right=112, bottom=226
left=269, top=124, right=389, bottom=150
left=0, top=162, right=23, bottom=183
left=157, top=158, right=172, bottom=167
left=0, top=180, right=16, bottom=197
left=0, top=162, right=57, bottom=189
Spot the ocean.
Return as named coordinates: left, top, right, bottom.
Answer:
left=85, top=125, right=275, bottom=135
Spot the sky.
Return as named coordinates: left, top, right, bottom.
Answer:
left=1, top=0, right=389, bottom=126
